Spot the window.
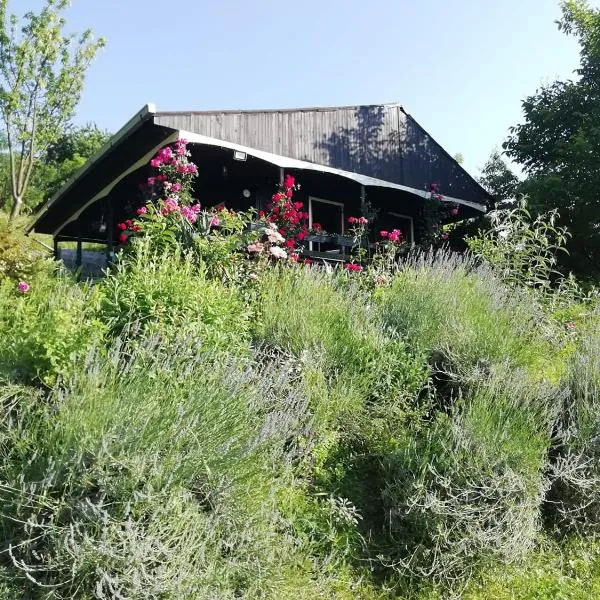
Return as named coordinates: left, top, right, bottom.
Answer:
left=308, top=197, right=345, bottom=254
left=388, top=212, right=414, bottom=245
left=309, top=197, right=344, bottom=234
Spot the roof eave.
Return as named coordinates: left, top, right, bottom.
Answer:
left=27, top=103, right=157, bottom=234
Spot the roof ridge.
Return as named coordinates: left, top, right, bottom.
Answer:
left=155, top=102, right=404, bottom=116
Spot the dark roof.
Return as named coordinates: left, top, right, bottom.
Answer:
left=29, top=103, right=489, bottom=235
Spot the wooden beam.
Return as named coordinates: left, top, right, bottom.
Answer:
left=106, top=196, right=114, bottom=263
left=75, top=220, right=83, bottom=270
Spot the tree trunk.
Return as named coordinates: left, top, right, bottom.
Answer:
left=9, top=195, right=23, bottom=221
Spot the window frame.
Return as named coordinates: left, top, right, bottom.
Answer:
left=388, top=211, right=415, bottom=245
left=308, top=196, right=346, bottom=253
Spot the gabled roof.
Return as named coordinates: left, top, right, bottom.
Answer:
left=152, top=103, right=488, bottom=207
left=29, top=103, right=489, bottom=235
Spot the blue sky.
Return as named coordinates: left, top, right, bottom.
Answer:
left=26, top=0, right=596, bottom=177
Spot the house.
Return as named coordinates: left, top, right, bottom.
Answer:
left=28, top=103, right=489, bottom=266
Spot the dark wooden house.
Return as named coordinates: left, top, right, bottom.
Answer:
left=28, top=103, right=489, bottom=263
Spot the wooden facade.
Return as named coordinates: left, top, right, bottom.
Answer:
left=154, top=104, right=486, bottom=207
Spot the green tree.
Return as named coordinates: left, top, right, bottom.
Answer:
left=0, top=132, right=10, bottom=210
left=0, top=0, right=104, bottom=221
left=503, top=0, right=600, bottom=275
left=479, top=149, right=519, bottom=209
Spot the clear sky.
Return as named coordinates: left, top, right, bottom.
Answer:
left=24, top=0, right=597, bottom=177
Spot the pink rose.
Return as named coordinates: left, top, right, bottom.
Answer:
left=247, top=242, right=264, bottom=253
left=269, top=246, right=287, bottom=259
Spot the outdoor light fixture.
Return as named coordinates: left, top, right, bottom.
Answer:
left=98, top=216, right=107, bottom=233
left=233, top=150, right=247, bottom=161
left=242, top=189, right=251, bottom=198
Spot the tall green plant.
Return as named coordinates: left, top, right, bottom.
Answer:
left=0, top=0, right=105, bottom=219
left=466, top=200, right=571, bottom=293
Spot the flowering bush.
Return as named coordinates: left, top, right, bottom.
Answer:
left=342, top=215, right=371, bottom=272
left=420, top=183, right=461, bottom=245
left=261, top=174, right=309, bottom=250
left=113, top=141, right=466, bottom=285
left=115, top=139, right=201, bottom=252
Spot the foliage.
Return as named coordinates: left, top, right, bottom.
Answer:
left=377, top=249, right=552, bottom=375
left=0, top=0, right=105, bottom=219
left=0, top=269, right=105, bottom=385
left=98, top=241, right=251, bottom=353
left=466, top=200, right=571, bottom=293
left=3, top=171, right=600, bottom=598
left=461, top=538, right=600, bottom=600
left=503, top=0, right=600, bottom=276
left=0, top=339, right=338, bottom=599
left=478, top=149, right=519, bottom=209
left=382, top=366, right=558, bottom=587
left=545, top=331, right=600, bottom=536
left=254, top=266, right=429, bottom=429
left=0, top=213, right=54, bottom=280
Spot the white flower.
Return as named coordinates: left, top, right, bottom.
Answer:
left=264, top=228, right=285, bottom=244
left=269, top=246, right=287, bottom=259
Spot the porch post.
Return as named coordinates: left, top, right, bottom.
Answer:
left=106, top=196, right=114, bottom=263
left=76, top=220, right=83, bottom=270
left=279, top=167, right=284, bottom=185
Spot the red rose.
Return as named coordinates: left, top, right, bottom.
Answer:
left=284, top=174, right=295, bottom=188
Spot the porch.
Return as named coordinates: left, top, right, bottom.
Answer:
left=41, top=129, right=486, bottom=272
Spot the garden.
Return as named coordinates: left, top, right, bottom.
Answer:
left=1, top=140, right=600, bottom=599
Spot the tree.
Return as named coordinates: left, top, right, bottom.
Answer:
left=503, top=0, right=600, bottom=275
left=478, top=150, right=519, bottom=209
left=26, top=124, right=110, bottom=208
left=0, top=0, right=104, bottom=221
left=0, top=132, right=10, bottom=210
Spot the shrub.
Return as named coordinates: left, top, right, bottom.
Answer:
left=99, top=242, right=251, bottom=354
left=0, top=270, right=105, bottom=385
left=461, top=538, right=600, bottom=600
left=0, top=337, right=355, bottom=599
left=0, top=215, right=54, bottom=281
left=377, top=250, right=554, bottom=377
left=381, top=365, right=559, bottom=587
left=466, top=200, right=570, bottom=293
left=253, top=265, right=429, bottom=429
left=545, top=331, right=600, bottom=535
